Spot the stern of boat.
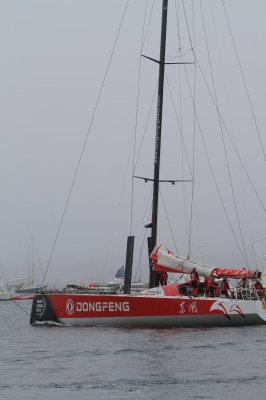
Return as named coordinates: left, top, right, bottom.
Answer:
left=30, top=293, right=63, bottom=325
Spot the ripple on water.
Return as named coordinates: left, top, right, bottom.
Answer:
left=1, top=302, right=266, bottom=400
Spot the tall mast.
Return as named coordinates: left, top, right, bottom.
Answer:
left=149, top=0, right=168, bottom=287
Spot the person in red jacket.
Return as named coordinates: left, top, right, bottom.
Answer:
left=254, top=280, right=263, bottom=299
left=221, top=278, right=230, bottom=298
left=204, top=277, right=217, bottom=297
left=190, top=268, right=199, bottom=296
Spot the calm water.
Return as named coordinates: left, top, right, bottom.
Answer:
left=1, top=300, right=266, bottom=400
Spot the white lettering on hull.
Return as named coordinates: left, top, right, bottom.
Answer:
left=75, top=301, right=130, bottom=313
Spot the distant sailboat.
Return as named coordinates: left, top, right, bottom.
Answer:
left=0, top=289, right=11, bottom=301
left=106, top=265, right=146, bottom=291
left=0, top=273, right=11, bottom=301
left=115, top=266, right=125, bottom=279
left=7, top=234, right=46, bottom=295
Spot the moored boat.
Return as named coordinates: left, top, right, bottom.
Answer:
left=0, top=274, right=12, bottom=301
left=0, top=289, right=12, bottom=302
left=14, top=285, right=46, bottom=295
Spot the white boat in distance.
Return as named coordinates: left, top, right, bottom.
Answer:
left=0, top=288, right=12, bottom=302
left=0, top=274, right=12, bottom=301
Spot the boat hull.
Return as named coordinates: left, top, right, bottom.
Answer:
left=30, top=293, right=266, bottom=327
left=14, top=286, right=45, bottom=294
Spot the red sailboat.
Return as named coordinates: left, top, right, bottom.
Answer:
left=30, top=242, right=266, bottom=327
left=30, top=0, right=266, bottom=327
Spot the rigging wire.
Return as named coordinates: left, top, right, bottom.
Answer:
left=11, top=300, right=31, bottom=317
left=165, top=74, right=193, bottom=177
left=221, top=0, right=266, bottom=162
left=179, top=0, right=208, bottom=260
left=181, top=53, right=248, bottom=264
left=181, top=0, right=194, bottom=51
left=97, top=130, right=134, bottom=284
left=41, top=0, right=130, bottom=286
left=178, top=0, right=200, bottom=260
left=130, top=0, right=148, bottom=235
left=187, top=0, right=197, bottom=259
left=175, top=0, right=191, bottom=254
left=32, top=235, right=45, bottom=281
left=165, top=0, right=182, bottom=63
left=100, top=1, right=154, bottom=283
left=142, top=0, right=156, bottom=51
left=159, top=189, right=179, bottom=254
left=99, top=1, right=160, bottom=282
left=180, top=0, right=265, bottom=265
left=132, top=187, right=152, bottom=233
left=133, top=82, right=158, bottom=170
left=238, top=168, right=257, bottom=265
left=200, top=0, right=248, bottom=265
left=165, top=73, right=191, bottom=248
left=133, top=189, right=153, bottom=282
left=194, top=55, right=266, bottom=217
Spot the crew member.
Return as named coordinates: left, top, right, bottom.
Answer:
left=238, top=277, right=247, bottom=288
left=254, top=280, right=263, bottom=299
left=221, top=278, right=231, bottom=298
left=190, top=268, right=199, bottom=296
left=204, top=277, right=217, bottom=297
left=237, top=277, right=248, bottom=299
left=204, top=277, right=212, bottom=296
left=159, top=272, right=168, bottom=286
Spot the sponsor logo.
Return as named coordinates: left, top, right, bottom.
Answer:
left=189, top=302, right=198, bottom=313
left=76, top=301, right=130, bottom=313
left=179, top=301, right=185, bottom=314
left=209, top=301, right=244, bottom=320
left=36, top=297, right=46, bottom=317
left=65, top=300, right=130, bottom=314
left=178, top=301, right=198, bottom=314
left=66, top=299, right=74, bottom=315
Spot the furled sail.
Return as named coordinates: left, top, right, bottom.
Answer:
left=151, top=245, right=260, bottom=279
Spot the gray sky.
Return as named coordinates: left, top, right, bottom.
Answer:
left=1, top=1, right=266, bottom=286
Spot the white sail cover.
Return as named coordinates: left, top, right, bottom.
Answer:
left=151, top=245, right=213, bottom=277
left=151, top=245, right=260, bottom=279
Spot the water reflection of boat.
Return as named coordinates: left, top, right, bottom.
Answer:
left=30, top=1, right=266, bottom=327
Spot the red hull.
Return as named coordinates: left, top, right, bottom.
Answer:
left=30, top=292, right=266, bottom=327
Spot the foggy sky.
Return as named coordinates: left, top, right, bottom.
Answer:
left=1, top=0, right=266, bottom=287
